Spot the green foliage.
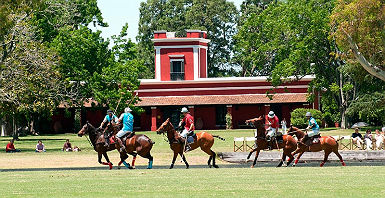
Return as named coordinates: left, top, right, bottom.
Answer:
left=234, top=0, right=336, bottom=84
left=346, top=92, right=385, bottom=125
left=330, top=0, right=385, bottom=80
left=290, top=108, right=323, bottom=128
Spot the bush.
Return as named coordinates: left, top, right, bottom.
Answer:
left=225, top=113, right=232, bottom=129
left=290, top=108, right=323, bottom=129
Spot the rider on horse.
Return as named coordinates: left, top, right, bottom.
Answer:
left=178, top=107, right=195, bottom=152
left=99, top=109, right=118, bottom=147
left=301, top=112, right=320, bottom=146
left=265, top=111, right=281, bottom=148
left=116, top=107, right=134, bottom=153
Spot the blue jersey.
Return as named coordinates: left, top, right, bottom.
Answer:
left=121, top=113, right=134, bottom=132
left=104, top=114, right=118, bottom=123
left=309, top=117, right=319, bottom=131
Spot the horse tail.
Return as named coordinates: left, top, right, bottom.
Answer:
left=212, top=135, right=225, bottom=141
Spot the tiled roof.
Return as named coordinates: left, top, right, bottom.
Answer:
left=136, top=93, right=308, bottom=106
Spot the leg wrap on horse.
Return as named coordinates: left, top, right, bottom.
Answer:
left=148, top=160, right=153, bottom=169
left=122, top=161, right=131, bottom=169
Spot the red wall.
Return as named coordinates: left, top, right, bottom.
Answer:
left=232, top=105, right=263, bottom=128
left=194, top=106, right=216, bottom=130
left=160, top=48, right=194, bottom=81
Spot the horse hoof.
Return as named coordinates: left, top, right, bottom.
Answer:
left=117, top=166, right=121, bottom=170
left=131, top=166, right=136, bottom=169
left=186, top=165, right=189, bottom=169
left=209, top=165, right=212, bottom=168
left=292, top=164, right=296, bottom=167
left=213, top=165, right=219, bottom=168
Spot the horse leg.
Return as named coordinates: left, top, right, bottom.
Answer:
left=251, top=150, right=260, bottom=168
left=333, top=149, right=346, bottom=166
left=247, top=148, right=257, bottom=160
left=118, top=152, right=129, bottom=169
left=286, top=152, right=295, bottom=166
left=277, top=153, right=286, bottom=167
left=102, top=152, right=113, bottom=170
left=170, top=152, right=178, bottom=169
left=320, top=150, right=332, bottom=167
left=207, top=156, right=213, bottom=168
left=180, top=153, right=189, bottom=169
left=211, top=150, right=219, bottom=168
left=145, top=153, right=154, bottom=169
left=293, top=151, right=305, bottom=167
left=125, top=152, right=137, bottom=169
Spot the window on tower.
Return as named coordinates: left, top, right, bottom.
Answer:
left=170, top=59, right=184, bottom=81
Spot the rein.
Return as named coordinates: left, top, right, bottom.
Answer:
left=85, top=134, right=93, bottom=147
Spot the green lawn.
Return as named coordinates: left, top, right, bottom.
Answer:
left=1, top=128, right=384, bottom=198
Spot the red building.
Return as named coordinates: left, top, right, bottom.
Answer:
left=135, top=30, right=318, bottom=131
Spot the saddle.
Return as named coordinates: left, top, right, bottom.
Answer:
left=302, top=134, right=321, bottom=146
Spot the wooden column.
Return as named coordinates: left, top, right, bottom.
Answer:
left=188, top=106, right=195, bottom=118
left=264, top=104, right=270, bottom=116
left=151, top=107, right=157, bottom=131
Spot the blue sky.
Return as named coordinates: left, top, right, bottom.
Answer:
left=94, top=0, right=244, bottom=44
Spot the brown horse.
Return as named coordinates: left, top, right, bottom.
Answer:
left=103, top=123, right=155, bottom=169
left=246, top=116, right=298, bottom=168
left=287, top=126, right=346, bottom=167
left=77, top=122, right=122, bottom=169
left=156, top=118, right=225, bottom=169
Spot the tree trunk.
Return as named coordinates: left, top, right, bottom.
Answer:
left=345, top=31, right=385, bottom=81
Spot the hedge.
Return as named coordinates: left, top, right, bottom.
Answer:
left=290, top=108, right=323, bottom=129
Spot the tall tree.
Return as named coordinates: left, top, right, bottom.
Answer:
left=330, top=0, right=385, bottom=81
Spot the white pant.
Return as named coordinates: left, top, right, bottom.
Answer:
left=266, top=127, right=276, bottom=137
left=376, top=138, right=383, bottom=150
left=307, top=129, right=320, bottom=137
left=352, top=137, right=363, bottom=148
left=180, top=129, right=189, bottom=138
left=365, top=138, right=372, bottom=150
left=117, top=130, right=132, bottom=138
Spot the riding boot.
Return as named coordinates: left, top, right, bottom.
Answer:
left=117, top=137, right=126, bottom=153
left=185, top=143, right=192, bottom=152
left=302, top=134, right=311, bottom=146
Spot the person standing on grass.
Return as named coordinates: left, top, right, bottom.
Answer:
left=352, top=128, right=363, bottom=149
left=281, top=118, right=287, bottom=134
left=364, top=129, right=373, bottom=150
left=6, top=139, right=21, bottom=153
left=62, top=139, right=72, bottom=152
left=35, top=140, right=46, bottom=152
left=374, top=129, right=384, bottom=150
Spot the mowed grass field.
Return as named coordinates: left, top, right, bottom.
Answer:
left=1, top=128, right=385, bottom=197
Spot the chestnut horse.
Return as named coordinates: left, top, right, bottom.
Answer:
left=246, top=116, right=297, bottom=168
left=156, top=118, right=225, bottom=169
left=103, top=123, right=155, bottom=169
left=287, top=126, right=346, bottom=167
left=78, top=122, right=127, bottom=169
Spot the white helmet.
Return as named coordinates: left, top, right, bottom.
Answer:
left=306, top=112, right=312, bottom=117
left=268, top=111, right=275, bottom=118
left=125, top=107, right=132, bottom=113
left=181, top=107, right=189, bottom=113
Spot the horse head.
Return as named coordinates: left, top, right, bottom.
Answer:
left=78, top=121, right=96, bottom=137
left=287, top=125, right=305, bottom=139
left=156, top=118, right=175, bottom=136
left=245, top=116, right=264, bottom=128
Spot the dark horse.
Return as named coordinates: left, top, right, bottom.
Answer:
left=104, top=123, right=155, bottom=169
left=156, top=118, right=225, bottom=169
left=246, top=116, right=297, bottom=168
left=287, top=126, right=346, bottom=167
left=77, top=122, right=119, bottom=169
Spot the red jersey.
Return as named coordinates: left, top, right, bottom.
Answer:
left=6, top=143, right=15, bottom=152
left=182, top=113, right=194, bottom=131
left=265, top=115, right=279, bottom=129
